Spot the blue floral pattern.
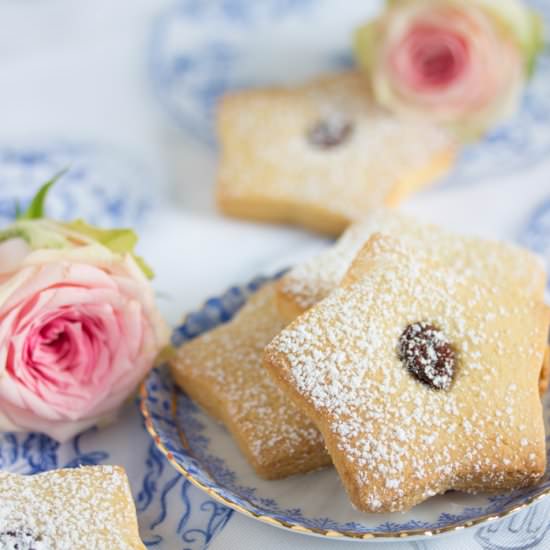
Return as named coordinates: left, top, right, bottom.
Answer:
left=441, top=37, right=550, bottom=188
left=0, top=430, right=105, bottom=475
left=0, top=143, right=155, bottom=228
left=475, top=498, right=550, bottom=550
left=149, top=0, right=362, bottom=146
left=137, top=439, right=232, bottom=548
left=0, top=404, right=229, bottom=549
left=143, top=275, right=550, bottom=539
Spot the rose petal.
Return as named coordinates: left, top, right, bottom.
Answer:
left=0, top=243, right=168, bottom=441
left=0, top=238, right=31, bottom=274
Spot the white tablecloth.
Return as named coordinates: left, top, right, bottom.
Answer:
left=1, top=1, right=550, bottom=549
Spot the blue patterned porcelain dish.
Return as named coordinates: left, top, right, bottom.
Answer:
left=150, top=0, right=550, bottom=186
left=141, top=276, right=550, bottom=542
left=0, top=142, right=155, bottom=228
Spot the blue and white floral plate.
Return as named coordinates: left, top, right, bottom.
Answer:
left=141, top=276, right=550, bottom=542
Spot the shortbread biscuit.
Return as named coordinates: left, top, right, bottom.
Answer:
left=0, top=465, right=145, bottom=549
left=277, top=209, right=547, bottom=320
left=216, top=72, right=456, bottom=235
left=277, top=210, right=550, bottom=394
left=278, top=209, right=550, bottom=395
left=169, top=283, right=330, bottom=480
left=265, top=234, right=549, bottom=512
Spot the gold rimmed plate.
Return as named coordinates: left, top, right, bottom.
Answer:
left=140, top=274, right=550, bottom=542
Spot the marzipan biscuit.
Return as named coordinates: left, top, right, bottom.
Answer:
left=216, top=72, right=456, bottom=235
left=0, top=466, right=145, bottom=549
left=265, top=234, right=549, bottom=512
left=169, top=283, right=330, bottom=480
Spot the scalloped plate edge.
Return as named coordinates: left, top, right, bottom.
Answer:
left=139, top=369, right=550, bottom=541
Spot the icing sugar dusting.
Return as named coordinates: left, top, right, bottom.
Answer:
left=0, top=466, right=142, bottom=549
left=279, top=209, right=546, bottom=311
left=172, top=284, right=328, bottom=473
left=267, top=236, right=546, bottom=512
left=219, top=73, right=454, bottom=222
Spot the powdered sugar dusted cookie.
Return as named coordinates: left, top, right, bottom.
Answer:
left=169, top=283, right=330, bottom=480
left=265, top=234, right=549, bottom=512
left=277, top=209, right=547, bottom=320
left=216, top=72, right=456, bottom=235
left=0, top=465, right=145, bottom=549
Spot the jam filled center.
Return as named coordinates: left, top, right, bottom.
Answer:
left=398, top=322, right=456, bottom=390
left=307, top=118, right=354, bottom=149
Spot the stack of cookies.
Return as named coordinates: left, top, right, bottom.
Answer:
left=170, top=209, right=549, bottom=513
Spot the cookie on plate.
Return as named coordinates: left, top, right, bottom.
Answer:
left=0, top=465, right=145, bottom=549
left=265, top=234, right=549, bottom=512
left=169, top=283, right=330, bottom=480
left=277, top=209, right=550, bottom=395
left=216, top=72, right=456, bottom=235
left=277, top=209, right=547, bottom=320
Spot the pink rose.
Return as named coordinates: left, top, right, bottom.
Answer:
left=355, top=0, right=544, bottom=137
left=0, top=236, right=169, bottom=441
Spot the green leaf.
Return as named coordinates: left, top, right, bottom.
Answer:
left=0, top=221, right=70, bottom=250
left=526, top=11, right=545, bottom=77
left=17, top=168, right=68, bottom=221
left=3, top=169, right=155, bottom=280
left=353, top=20, right=381, bottom=75
left=63, top=219, right=138, bottom=251
left=132, top=253, right=155, bottom=279
left=62, top=219, right=154, bottom=279
left=0, top=226, right=26, bottom=245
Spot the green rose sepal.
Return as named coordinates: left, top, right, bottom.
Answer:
left=0, top=171, right=154, bottom=279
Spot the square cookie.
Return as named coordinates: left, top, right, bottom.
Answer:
left=169, top=283, right=330, bottom=479
left=216, top=72, right=456, bottom=235
left=0, top=465, right=145, bottom=549
left=265, top=234, right=549, bottom=512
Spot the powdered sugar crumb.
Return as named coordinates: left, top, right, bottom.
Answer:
left=0, top=466, right=141, bottom=549
left=173, top=284, right=326, bottom=470
left=219, top=73, right=454, bottom=223
left=279, top=210, right=545, bottom=312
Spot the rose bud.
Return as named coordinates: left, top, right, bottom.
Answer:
left=354, top=0, right=544, bottom=138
